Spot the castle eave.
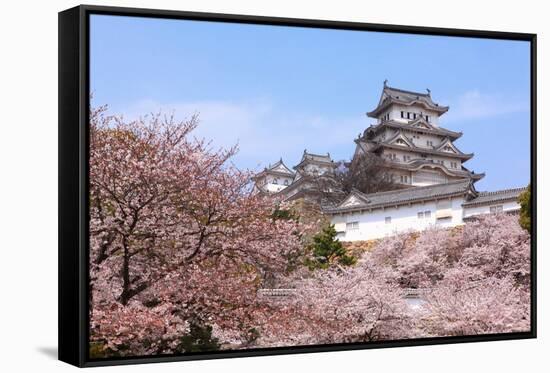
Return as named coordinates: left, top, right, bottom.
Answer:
left=373, top=142, right=474, bottom=161
left=325, top=179, right=476, bottom=214
left=366, top=120, right=462, bottom=140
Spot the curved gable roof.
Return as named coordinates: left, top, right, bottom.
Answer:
left=368, top=83, right=449, bottom=118
left=327, top=179, right=477, bottom=213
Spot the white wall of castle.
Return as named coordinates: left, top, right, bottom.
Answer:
left=378, top=104, right=441, bottom=126
left=301, top=163, right=331, bottom=176
left=463, top=200, right=521, bottom=219
left=331, top=197, right=522, bottom=242
left=263, top=183, right=289, bottom=193
left=256, top=174, right=293, bottom=193
left=332, top=196, right=465, bottom=241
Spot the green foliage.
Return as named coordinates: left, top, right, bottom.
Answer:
left=305, top=225, right=357, bottom=270
left=518, top=184, right=531, bottom=232
left=177, top=321, right=221, bottom=353
left=244, top=327, right=261, bottom=346
left=89, top=342, right=118, bottom=359
left=271, top=207, right=297, bottom=221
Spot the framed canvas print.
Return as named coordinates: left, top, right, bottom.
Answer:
left=58, top=4, right=537, bottom=367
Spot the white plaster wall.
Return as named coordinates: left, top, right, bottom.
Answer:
left=409, top=133, right=459, bottom=151
left=303, top=163, right=331, bottom=175
left=264, top=183, right=288, bottom=193
left=374, top=128, right=396, bottom=142
left=409, top=132, right=441, bottom=149
left=382, top=148, right=418, bottom=162
left=463, top=200, right=520, bottom=218
left=411, top=169, right=449, bottom=186
left=258, top=175, right=293, bottom=193
left=331, top=196, right=465, bottom=241
left=388, top=105, right=441, bottom=126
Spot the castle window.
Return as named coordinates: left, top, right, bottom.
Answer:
left=418, top=212, right=424, bottom=219
left=346, top=221, right=359, bottom=231
left=407, top=112, right=411, bottom=119
left=427, top=140, right=433, bottom=147
left=385, top=217, right=392, bottom=224
left=425, top=210, right=431, bottom=218
left=400, top=175, right=409, bottom=183
left=284, top=179, right=289, bottom=185
left=413, top=113, right=417, bottom=119
left=273, top=178, right=278, bottom=185
left=401, top=111, right=404, bottom=118
left=426, top=115, right=430, bottom=122
left=490, top=205, right=504, bottom=213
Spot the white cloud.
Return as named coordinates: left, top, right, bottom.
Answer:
left=108, top=98, right=366, bottom=171
left=444, top=90, right=529, bottom=123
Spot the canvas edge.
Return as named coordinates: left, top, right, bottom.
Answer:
left=59, top=5, right=85, bottom=368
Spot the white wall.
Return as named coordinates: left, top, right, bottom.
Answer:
left=256, top=174, right=293, bottom=192
left=411, top=169, right=450, bottom=186
left=302, top=163, right=332, bottom=175
left=388, top=104, right=441, bottom=126
left=332, top=196, right=464, bottom=241
left=332, top=197, right=523, bottom=242
left=463, top=200, right=521, bottom=218
left=264, top=182, right=289, bottom=192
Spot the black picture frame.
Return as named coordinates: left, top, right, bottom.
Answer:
left=59, top=4, right=537, bottom=368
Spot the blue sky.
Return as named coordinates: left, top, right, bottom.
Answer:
left=90, top=14, right=531, bottom=191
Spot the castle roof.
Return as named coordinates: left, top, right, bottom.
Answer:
left=463, top=186, right=527, bottom=207
left=325, top=179, right=477, bottom=214
left=365, top=119, right=462, bottom=140
left=252, top=159, right=295, bottom=180
left=276, top=171, right=344, bottom=202
left=367, top=83, right=449, bottom=118
left=293, top=150, right=336, bottom=170
left=388, top=159, right=485, bottom=181
left=362, top=139, right=474, bottom=161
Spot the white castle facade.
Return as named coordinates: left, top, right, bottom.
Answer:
left=253, top=82, right=526, bottom=241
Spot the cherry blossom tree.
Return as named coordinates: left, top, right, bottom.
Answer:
left=252, top=260, right=419, bottom=347
left=365, top=213, right=530, bottom=337
left=420, top=213, right=531, bottom=336
left=422, top=269, right=530, bottom=336
left=89, top=105, right=307, bottom=356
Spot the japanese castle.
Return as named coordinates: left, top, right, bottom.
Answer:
left=253, top=82, right=526, bottom=241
